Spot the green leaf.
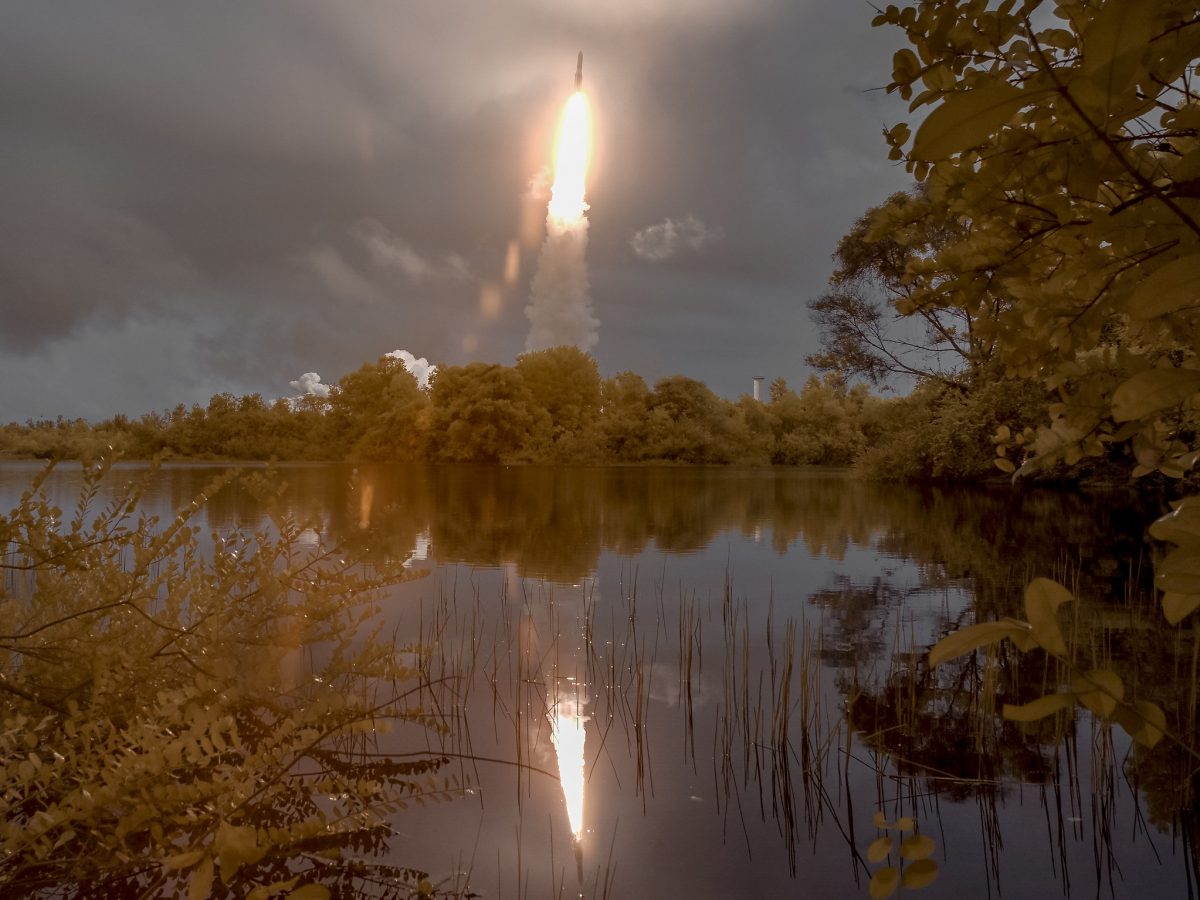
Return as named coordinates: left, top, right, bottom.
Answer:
left=188, top=856, right=214, bottom=900
left=1111, top=369, right=1200, bottom=423
left=1129, top=256, right=1200, bottom=320
left=900, top=833, right=935, bottom=860
left=1003, top=693, right=1075, bottom=722
left=1149, top=502, right=1200, bottom=549
left=929, top=620, right=1027, bottom=667
left=1079, top=0, right=1154, bottom=119
left=287, top=886, right=331, bottom=900
left=1156, top=547, right=1200, bottom=595
left=893, top=48, right=920, bottom=80
left=246, top=879, right=300, bottom=900
left=162, top=850, right=206, bottom=871
left=888, top=122, right=911, bottom=145
left=1071, top=669, right=1124, bottom=718
left=214, top=821, right=266, bottom=883
left=1162, top=592, right=1200, bottom=625
left=869, top=866, right=900, bottom=900
left=1024, top=577, right=1072, bottom=656
left=911, top=82, right=1036, bottom=160
left=1113, top=700, right=1167, bottom=749
left=893, top=816, right=915, bottom=832
left=902, top=858, right=939, bottom=889
left=872, top=810, right=890, bottom=829
left=994, top=457, right=1016, bottom=474
left=1007, top=623, right=1040, bottom=652
left=868, top=836, right=895, bottom=863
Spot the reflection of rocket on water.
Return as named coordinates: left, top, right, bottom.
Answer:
left=549, top=660, right=587, bottom=852
left=550, top=679, right=587, bottom=881
left=511, top=565, right=591, bottom=885
left=574, top=52, right=583, bottom=91
left=537, top=577, right=591, bottom=884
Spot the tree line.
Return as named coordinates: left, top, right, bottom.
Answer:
left=0, top=345, right=1047, bottom=477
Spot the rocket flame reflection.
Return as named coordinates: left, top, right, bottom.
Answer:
left=549, top=681, right=587, bottom=843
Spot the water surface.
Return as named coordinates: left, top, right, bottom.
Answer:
left=0, top=461, right=1187, bottom=899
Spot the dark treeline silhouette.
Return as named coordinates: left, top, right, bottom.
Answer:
left=0, top=346, right=1046, bottom=477
left=0, top=347, right=865, bottom=466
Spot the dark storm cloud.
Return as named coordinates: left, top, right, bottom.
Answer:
left=0, top=165, right=196, bottom=345
left=0, top=0, right=912, bottom=420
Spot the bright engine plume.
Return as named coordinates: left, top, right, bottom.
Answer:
left=524, top=55, right=598, bottom=352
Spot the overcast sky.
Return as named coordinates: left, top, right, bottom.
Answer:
left=0, top=0, right=913, bottom=422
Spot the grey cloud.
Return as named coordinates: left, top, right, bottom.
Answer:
left=353, top=220, right=473, bottom=283
left=0, top=164, right=196, bottom=348
left=304, top=246, right=387, bottom=305
left=0, top=0, right=914, bottom=421
left=301, top=220, right=475, bottom=310
left=629, top=215, right=722, bottom=262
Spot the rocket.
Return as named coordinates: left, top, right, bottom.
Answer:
left=574, top=52, right=583, bottom=91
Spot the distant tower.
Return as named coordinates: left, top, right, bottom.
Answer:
left=753, top=376, right=764, bottom=402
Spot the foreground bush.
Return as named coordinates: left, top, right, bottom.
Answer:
left=0, top=461, right=455, bottom=898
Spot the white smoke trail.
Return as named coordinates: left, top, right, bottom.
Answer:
left=525, top=214, right=597, bottom=352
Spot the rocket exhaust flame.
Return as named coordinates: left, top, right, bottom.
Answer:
left=524, top=54, right=598, bottom=352
left=547, top=92, right=590, bottom=222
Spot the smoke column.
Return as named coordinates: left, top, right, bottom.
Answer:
left=525, top=91, right=598, bottom=352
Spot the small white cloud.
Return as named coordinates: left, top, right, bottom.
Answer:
left=289, top=371, right=331, bottom=398
left=629, top=215, right=722, bottom=262
left=385, top=349, right=437, bottom=390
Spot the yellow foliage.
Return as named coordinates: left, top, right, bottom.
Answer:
left=0, top=460, right=451, bottom=896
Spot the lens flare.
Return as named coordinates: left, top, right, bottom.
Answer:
left=548, top=92, right=591, bottom=223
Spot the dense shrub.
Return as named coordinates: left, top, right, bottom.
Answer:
left=855, top=378, right=1047, bottom=481
left=0, top=462, right=453, bottom=897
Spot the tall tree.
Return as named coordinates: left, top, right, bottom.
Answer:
left=874, top=0, right=1200, bottom=475
left=330, top=356, right=429, bottom=461
left=515, top=346, right=603, bottom=460
left=427, top=363, right=551, bottom=463
left=599, top=372, right=652, bottom=461
left=643, top=376, right=752, bottom=463
left=808, top=187, right=996, bottom=390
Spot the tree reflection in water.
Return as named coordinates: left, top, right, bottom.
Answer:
left=0, top=462, right=1187, bottom=899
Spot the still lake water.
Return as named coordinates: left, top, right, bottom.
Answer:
left=1, top=461, right=1192, bottom=899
